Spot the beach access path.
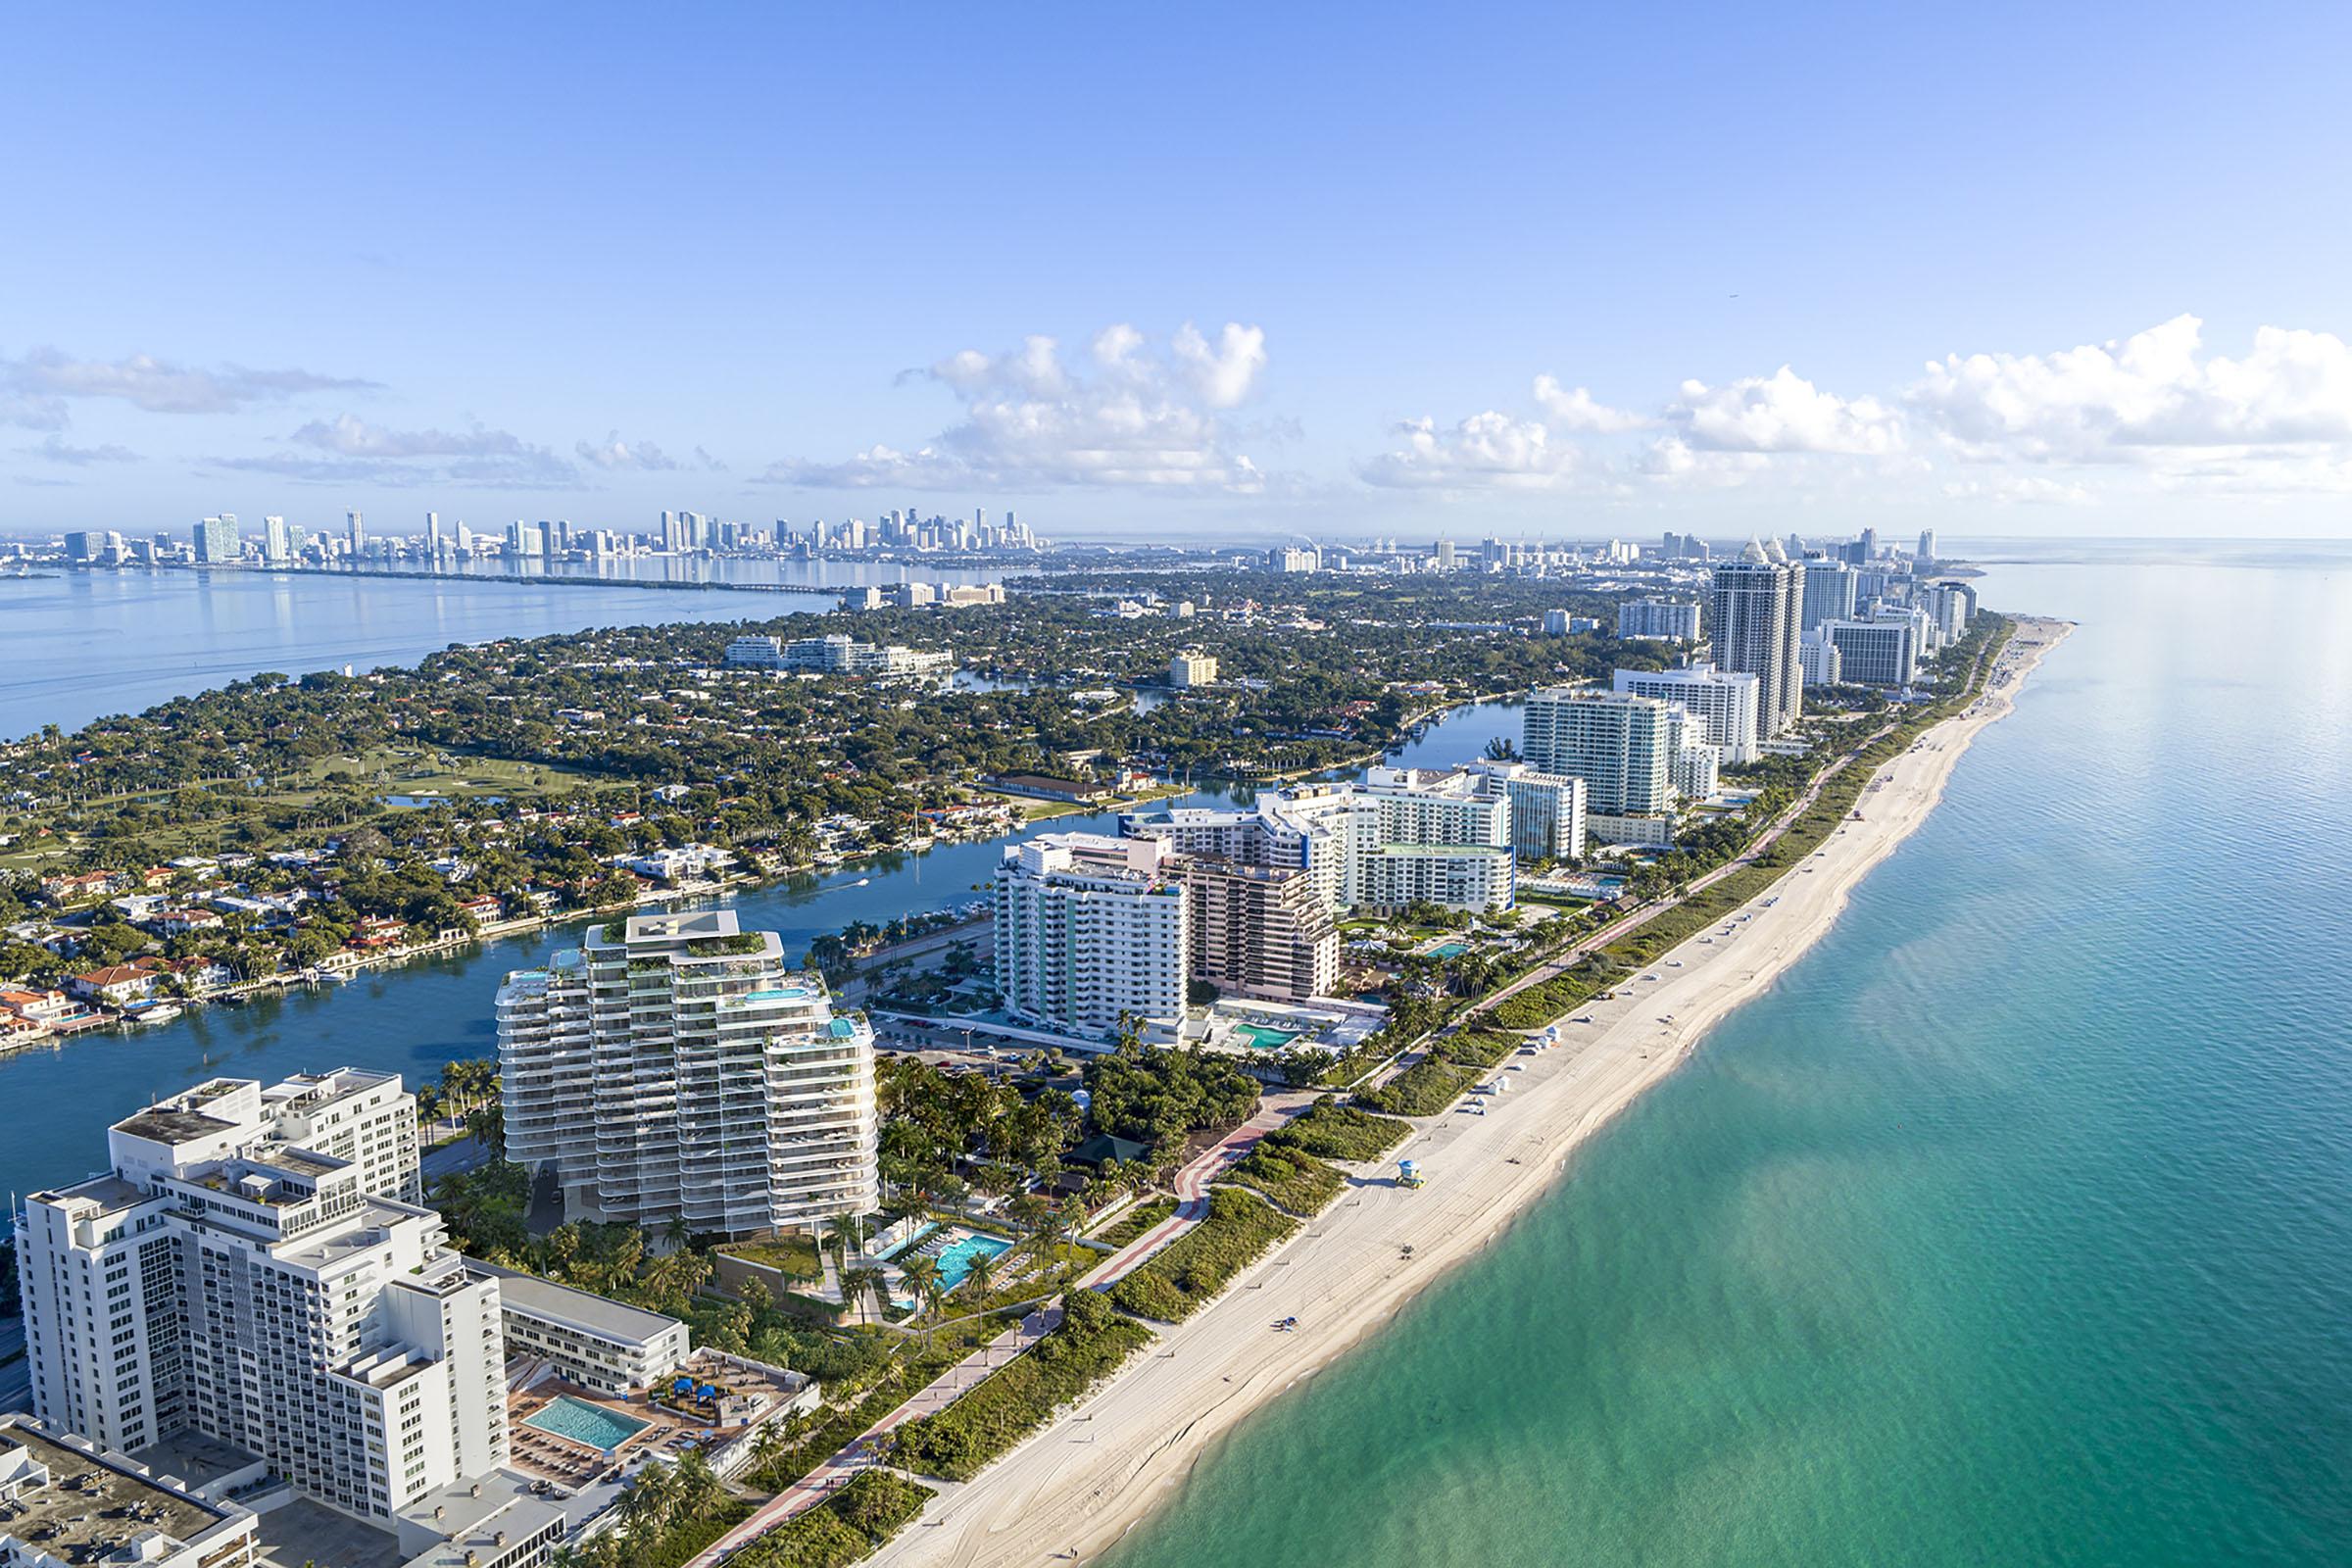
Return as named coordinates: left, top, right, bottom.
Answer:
left=866, top=617, right=2072, bottom=1568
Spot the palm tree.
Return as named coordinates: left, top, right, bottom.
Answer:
left=899, top=1254, right=941, bottom=1326
left=963, top=1249, right=997, bottom=1303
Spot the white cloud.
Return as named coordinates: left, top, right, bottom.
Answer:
left=1532, top=375, right=1647, bottom=433
left=21, top=435, right=140, bottom=466
left=1357, top=412, right=1584, bottom=490
left=212, top=415, right=577, bottom=488
left=575, top=432, right=681, bottom=471
left=763, top=322, right=1272, bottom=492
left=1909, top=315, right=2352, bottom=468
left=0, top=346, right=374, bottom=423
left=1667, top=366, right=1905, bottom=454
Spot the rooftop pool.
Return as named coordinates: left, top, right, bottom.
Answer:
left=523, top=1394, right=651, bottom=1452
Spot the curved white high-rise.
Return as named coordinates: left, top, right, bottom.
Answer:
left=498, top=910, right=878, bottom=1235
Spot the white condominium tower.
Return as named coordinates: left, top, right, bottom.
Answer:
left=1616, top=597, right=1702, bottom=642
left=1610, top=662, right=1761, bottom=764
left=995, top=834, right=1189, bottom=1040
left=1466, top=760, right=1588, bottom=863
left=1523, top=688, right=1673, bottom=817
left=1709, top=545, right=1806, bottom=736
left=15, top=1072, right=509, bottom=1527
left=498, top=909, right=879, bottom=1236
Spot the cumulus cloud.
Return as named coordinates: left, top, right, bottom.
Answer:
left=212, top=414, right=578, bottom=488
left=0, top=346, right=375, bottom=423
left=762, top=322, right=1272, bottom=491
left=1532, top=375, right=1647, bottom=433
left=575, top=431, right=681, bottom=471
left=21, top=435, right=140, bottom=466
left=1667, top=366, right=1905, bottom=454
left=1909, top=314, right=2352, bottom=468
left=1357, top=412, right=1584, bottom=490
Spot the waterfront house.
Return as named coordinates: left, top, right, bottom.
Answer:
left=70, top=963, right=161, bottom=1005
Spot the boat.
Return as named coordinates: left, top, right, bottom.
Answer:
left=124, top=1003, right=182, bottom=1026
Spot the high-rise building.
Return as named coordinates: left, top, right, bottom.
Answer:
left=425, top=510, right=443, bottom=557
left=16, top=1071, right=507, bottom=1527
left=192, top=514, right=239, bottom=564
left=994, top=834, right=1188, bottom=1040
left=1182, top=858, right=1338, bottom=1003
left=1468, top=760, right=1587, bottom=863
left=1798, top=559, right=1857, bottom=630
left=1664, top=705, right=1721, bottom=803
left=346, top=510, right=365, bottom=554
left=1709, top=549, right=1805, bottom=736
left=1169, top=649, right=1218, bottom=687
left=1610, top=663, right=1760, bottom=764
left=1522, top=688, right=1673, bottom=817
left=497, top=910, right=878, bottom=1233
left=1798, top=630, right=1843, bottom=686
left=1434, top=538, right=1456, bottom=571
left=1916, top=528, right=1938, bottom=564
left=1617, top=598, right=1702, bottom=642
left=260, top=514, right=291, bottom=563
left=1825, top=617, right=1918, bottom=687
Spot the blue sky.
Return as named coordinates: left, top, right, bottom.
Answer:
left=7, top=2, right=2352, bottom=541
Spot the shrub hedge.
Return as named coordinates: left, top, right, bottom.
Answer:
left=1107, top=1189, right=1298, bottom=1322
left=889, top=1293, right=1152, bottom=1482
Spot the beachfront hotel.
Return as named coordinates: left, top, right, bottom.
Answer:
left=1826, top=616, right=1920, bottom=687
left=13, top=1073, right=512, bottom=1528
left=994, top=833, right=1190, bottom=1039
left=497, top=910, right=879, bottom=1237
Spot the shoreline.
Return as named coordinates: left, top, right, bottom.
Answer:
left=870, top=616, right=2074, bottom=1568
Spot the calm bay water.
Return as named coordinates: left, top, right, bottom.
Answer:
left=0, top=567, right=819, bottom=739
left=1100, top=554, right=2352, bottom=1567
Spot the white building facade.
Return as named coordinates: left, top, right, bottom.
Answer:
left=1610, top=663, right=1761, bottom=764
left=498, top=910, right=879, bottom=1235
left=15, top=1074, right=509, bottom=1529
left=994, top=834, right=1189, bottom=1040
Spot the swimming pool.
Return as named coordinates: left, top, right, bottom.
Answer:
left=1238, top=1024, right=1301, bottom=1051
left=523, top=1395, right=651, bottom=1451
left=932, top=1228, right=1015, bottom=1293
left=1427, top=941, right=1469, bottom=957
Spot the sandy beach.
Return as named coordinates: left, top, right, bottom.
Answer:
left=872, top=617, right=2073, bottom=1568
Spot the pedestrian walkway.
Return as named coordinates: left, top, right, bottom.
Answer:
left=684, top=1106, right=1294, bottom=1565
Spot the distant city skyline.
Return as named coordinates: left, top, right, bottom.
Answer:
left=8, top=5, right=2352, bottom=538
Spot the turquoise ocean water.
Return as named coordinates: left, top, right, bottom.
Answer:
left=1101, top=553, right=2352, bottom=1567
